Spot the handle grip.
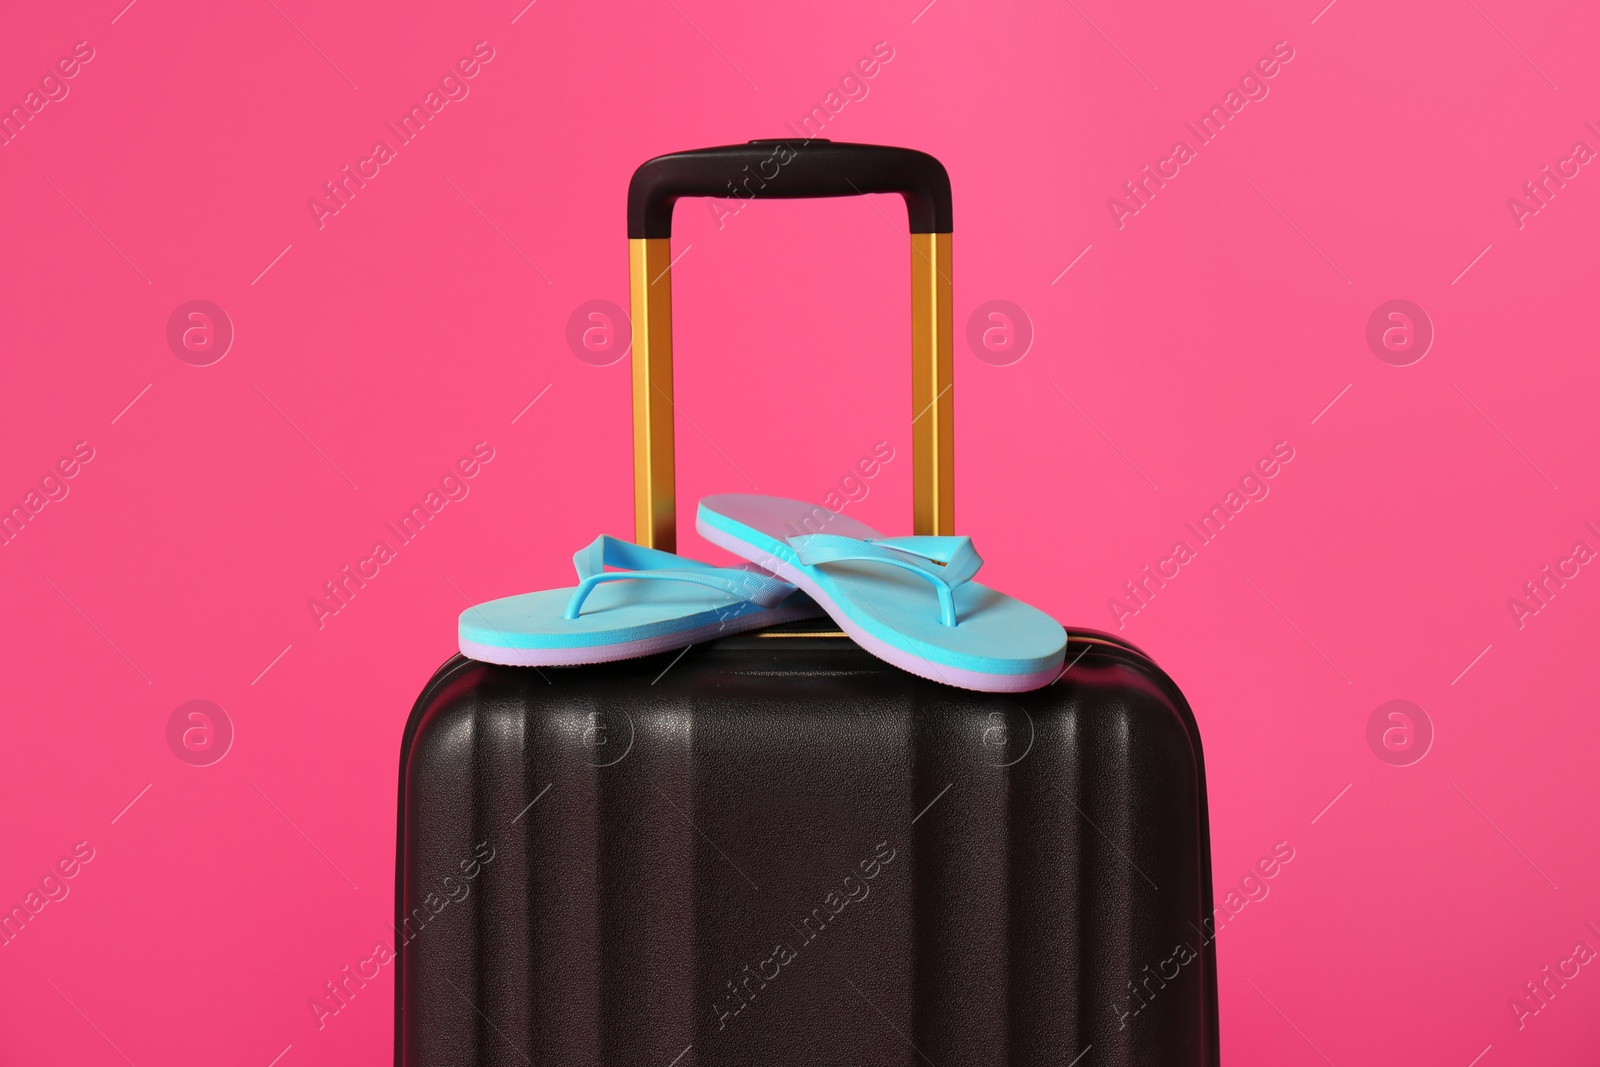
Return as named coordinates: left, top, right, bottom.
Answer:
left=627, top=140, right=953, bottom=239
left=628, top=140, right=954, bottom=552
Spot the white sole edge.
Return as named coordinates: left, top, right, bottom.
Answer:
left=460, top=600, right=823, bottom=668
left=697, top=518, right=1063, bottom=693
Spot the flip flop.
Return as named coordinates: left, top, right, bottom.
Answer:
left=696, top=494, right=1067, bottom=692
left=459, top=535, right=824, bottom=667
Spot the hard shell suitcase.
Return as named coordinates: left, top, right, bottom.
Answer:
left=395, top=141, right=1220, bottom=1067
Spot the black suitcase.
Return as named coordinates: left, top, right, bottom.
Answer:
left=395, top=141, right=1219, bottom=1067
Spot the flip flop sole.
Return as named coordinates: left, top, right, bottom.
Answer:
left=697, top=510, right=1065, bottom=692
left=459, top=595, right=824, bottom=667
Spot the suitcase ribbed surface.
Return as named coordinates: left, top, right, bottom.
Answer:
left=396, top=630, right=1217, bottom=1066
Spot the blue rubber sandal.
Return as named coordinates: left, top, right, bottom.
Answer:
left=696, top=495, right=1067, bottom=692
left=459, top=535, right=823, bottom=666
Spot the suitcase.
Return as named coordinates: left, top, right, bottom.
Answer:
left=395, top=141, right=1219, bottom=1067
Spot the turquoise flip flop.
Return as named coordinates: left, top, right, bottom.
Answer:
left=696, top=495, right=1067, bottom=692
left=459, top=535, right=824, bottom=666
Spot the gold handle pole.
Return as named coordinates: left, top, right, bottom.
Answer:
left=910, top=232, right=955, bottom=536
left=630, top=231, right=954, bottom=549
left=630, top=237, right=676, bottom=551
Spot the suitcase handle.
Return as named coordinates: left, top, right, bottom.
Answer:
left=627, top=140, right=952, bottom=239
left=628, top=140, right=955, bottom=552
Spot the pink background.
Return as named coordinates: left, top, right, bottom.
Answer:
left=3, top=0, right=1598, bottom=1063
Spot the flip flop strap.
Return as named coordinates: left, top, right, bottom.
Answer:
left=573, top=535, right=729, bottom=579
left=563, top=536, right=794, bottom=620
left=786, top=534, right=983, bottom=627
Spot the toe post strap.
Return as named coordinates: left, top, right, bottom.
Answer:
left=787, top=533, right=984, bottom=627
left=563, top=536, right=795, bottom=620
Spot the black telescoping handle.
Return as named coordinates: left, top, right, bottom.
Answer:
left=627, top=139, right=953, bottom=239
